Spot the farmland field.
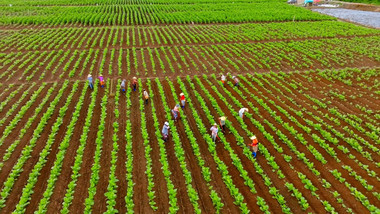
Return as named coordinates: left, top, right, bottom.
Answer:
left=0, top=0, right=379, bottom=213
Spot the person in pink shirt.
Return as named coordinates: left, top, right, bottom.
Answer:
left=172, top=104, right=180, bottom=121
left=98, top=75, right=105, bottom=88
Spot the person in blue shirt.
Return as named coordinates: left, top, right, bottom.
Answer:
left=87, top=74, right=93, bottom=89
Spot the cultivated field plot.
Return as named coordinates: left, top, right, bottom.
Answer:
left=0, top=0, right=379, bottom=213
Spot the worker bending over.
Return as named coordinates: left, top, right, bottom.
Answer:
left=143, top=89, right=149, bottom=105
left=219, top=116, right=227, bottom=133
left=172, top=104, right=180, bottom=121
left=180, top=92, right=186, bottom=108
left=121, top=79, right=126, bottom=92
left=162, top=122, right=170, bottom=142
left=210, top=123, right=219, bottom=142
left=98, top=75, right=105, bottom=88
left=87, top=74, right=93, bottom=90
left=132, top=77, right=138, bottom=92
left=232, top=76, right=239, bottom=87
left=239, top=108, right=249, bottom=119
left=249, top=135, right=259, bottom=158
left=221, top=74, right=226, bottom=86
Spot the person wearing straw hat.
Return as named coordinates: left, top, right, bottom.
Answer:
left=219, top=116, right=227, bottom=133
left=180, top=92, right=186, bottom=108
left=210, top=123, right=219, bottom=142
left=132, top=77, right=138, bottom=92
left=233, top=76, right=239, bottom=87
left=249, top=135, right=259, bottom=158
left=120, top=79, right=126, bottom=93
left=87, top=74, right=93, bottom=90
left=239, top=108, right=249, bottom=119
left=162, top=121, right=170, bottom=142
left=98, top=74, right=105, bottom=88
left=221, top=74, right=226, bottom=87
left=171, top=104, right=180, bottom=121
left=143, top=89, right=149, bottom=105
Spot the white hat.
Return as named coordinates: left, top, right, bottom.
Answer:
left=244, top=108, right=249, bottom=112
left=250, top=136, right=256, bottom=140
left=213, top=123, right=217, bottom=126
left=180, top=93, right=184, bottom=96
left=232, top=76, right=236, bottom=78
left=220, top=116, right=226, bottom=120
left=164, top=122, right=169, bottom=126
left=88, top=74, right=92, bottom=77
left=133, top=77, right=137, bottom=80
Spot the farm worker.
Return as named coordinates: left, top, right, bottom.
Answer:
left=143, top=89, right=149, bottom=105
left=172, top=104, right=180, bottom=121
left=132, top=77, right=138, bottom=92
left=87, top=74, right=93, bottom=90
left=98, top=75, right=105, bottom=88
left=210, top=123, right=219, bottom=142
left=219, top=116, right=227, bottom=133
left=180, top=93, right=186, bottom=108
left=120, top=79, right=126, bottom=92
left=249, top=135, right=259, bottom=158
left=233, top=76, right=239, bottom=87
left=239, top=108, right=249, bottom=119
left=221, top=74, right=226, bottom=86
left=162, top=121, right=170, bottom=142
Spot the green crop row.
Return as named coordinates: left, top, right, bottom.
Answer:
left=138, top=79, right=158, bottom=211
left=61, top=80, right=99, bottom=213
left=83, top=79, right=109, bottom=213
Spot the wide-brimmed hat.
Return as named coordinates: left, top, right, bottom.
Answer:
left=180, top=93, right=184, bottom=96
left=213, top=123, right=217, bottom=126
left=244, top=108, right=249, bottom=112
left=133, top=77, right=137, bottom=80
left=232, top=76, right=236, bottom=78
left=99, top=74, right=103, bottom=77
left=164, top=122, right=169, bottom=126
left=220, top=116, right=226, bottom=120
left=88, top=74, right=92, bottom=77
left=176, top=104, right=180, bottom=107
left=250, top=136, right=256, bottom=140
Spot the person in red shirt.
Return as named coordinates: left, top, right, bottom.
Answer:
left=249, top=135, right=259, bottom=158
left=180, top=92, right=186, bottom=108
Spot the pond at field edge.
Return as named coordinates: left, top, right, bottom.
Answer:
left=312, top=8, right=380, bottom=28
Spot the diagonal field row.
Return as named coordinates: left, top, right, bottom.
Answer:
left=0, top=67, right=378, bottom=213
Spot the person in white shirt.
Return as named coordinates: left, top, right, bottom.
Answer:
left=239, top=108, right=249, bottom=119
left=221, top=74, right=226, bottom=86
left=143, top=89, right=149, bottom=105
left=162, top=122, right=170, bottom=142
left=120, top=79, right=126, bottom=92
left=210, top=123, right=219, bottom=142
